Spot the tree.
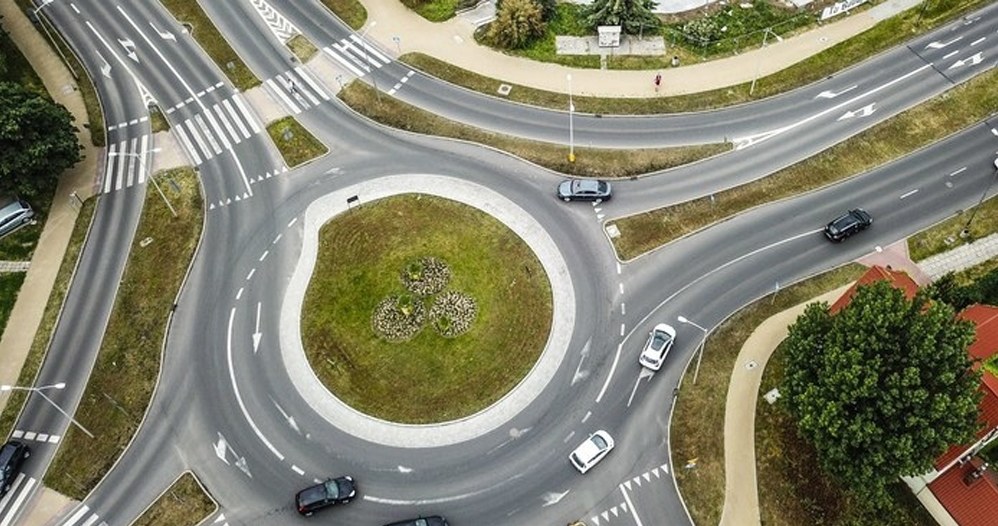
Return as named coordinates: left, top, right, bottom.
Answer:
left=485, top=0, right=546, bottom=50
left=0, top=81, right=81, bottom=197
left=495, top=0, right=556, bottom=21
left=583, top=0, right=660, bottom=35
left=781, top=280, right=981, bottom=507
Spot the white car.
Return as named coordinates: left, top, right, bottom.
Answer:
left=569, top=430, right=615, bottom=474
left=638, top=323, right=676, bottom=371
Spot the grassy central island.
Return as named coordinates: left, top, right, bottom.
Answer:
left=301, top=194, right=553, bottom=423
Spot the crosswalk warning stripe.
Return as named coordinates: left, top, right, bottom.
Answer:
left=222, top=99, right=251, bottom=140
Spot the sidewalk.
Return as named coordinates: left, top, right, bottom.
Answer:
left=718, top=236, right=998, bottom=525
left=362, top=0, right=921, bottom=97
left=0, top=2, right=97, bottom=523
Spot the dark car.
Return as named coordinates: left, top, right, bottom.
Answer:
left=557, top=179, right=611, bottom=202
left=295, top=476, right=356, bottom=516
left=824, top=209, right=873, bottom=242
left=383, top=516, right=449, bottom=526
left=0, top=440, right=30, bottom=497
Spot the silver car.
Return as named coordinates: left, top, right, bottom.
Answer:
left=0, top=198, right=34, bottom=239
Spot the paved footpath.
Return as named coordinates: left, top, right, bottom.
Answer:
left=362, top=0, right=921, bottom=97
left=719, top=234, right=998, bottom=525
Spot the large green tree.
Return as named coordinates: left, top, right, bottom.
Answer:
left=781, top=280, right=981, bottom=507
left=486, top=0, right=546, bottom=50
left=583, top=0, right=660, bottom=35
left=0, top=81, right=81, bottom=197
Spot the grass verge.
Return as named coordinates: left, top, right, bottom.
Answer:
left=150, top=106, right=171, bottom=133
left=266, top=117, right=328, bottom=168
left=756, top=344, right=935, bottom=525
left=158, top=0, right=261, bottom=91
left=302, top=195, right=552, bottom=423
left=610, top=66, right=998, bottom=260
left=0, top=198, right=95, bottom=437
left=287, top=34, right=319, bottom=63
left=318, top=0, right=367, bottom=30
left=44, top=168, right=203, bottom=498
left=411, top=0, right=460, bottom=22
left=672, top=263, right=865, bottom=526
left=402, top=0, right=987, bottom=114
left=338, top=82, right=729, bottom=177
left=132, top=472, right=215, bottom=526
left=907, top=195, right=998, bottom=261
left=0, top=273, right=27, bottom=335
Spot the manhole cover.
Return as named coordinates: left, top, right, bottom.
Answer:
left=745, top=360, right=758, bottom=370
left=497, top=84, right=512, bottom=96
left=605, top=224, right=621, bottom=238
left=764, top=388, right=781, bottom=405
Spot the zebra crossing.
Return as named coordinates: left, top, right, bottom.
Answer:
left=10, top=429, right=60, bottom=445
left=0, top=473, right=38, bottom=526
left=172, top=94, right=263, bottom=167
left=103, top=134, right=151, bottom=194
left=263, top=66, right=331, bottom=115
left=57, top=503, right=107, bottom=526
left=322, top=34, right=391, bottom=78
left=248, top=0, right=299, bottom=42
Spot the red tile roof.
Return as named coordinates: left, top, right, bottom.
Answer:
left=929, top=458, right=998, bottom=526
left=959, top=305, right=998, bottom=433
left=829, top=265, right=920, bottom=314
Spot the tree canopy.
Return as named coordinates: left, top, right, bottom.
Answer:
left=781, top=280, right=981, bottom=507
left=485, top=0, right=546, bottom=50
left=0, top=81, right=81, bottom=197
left=583, top=0, right=660, bottom=35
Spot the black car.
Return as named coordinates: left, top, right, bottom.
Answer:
left=383, top=516, right=449, bottom=526
left=824, top=209, right=873, bottom=242
left=0, top=440, right=30, bottom=497
left=295, top=476, right=356, bottom=516
left=557, top=179, right=611, bottom=202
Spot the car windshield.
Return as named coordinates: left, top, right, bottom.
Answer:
left=651, top=333, right=670, bottom=351
left=324, top=479, right=340, bottom=498
left=591, top=435, right=607, bottom=449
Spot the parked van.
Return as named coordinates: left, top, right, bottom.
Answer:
left=0, top=198, right=35, bottom=239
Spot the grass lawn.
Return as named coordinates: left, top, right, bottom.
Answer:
left=301, top=195, right=552, bottom=423
left=45, top=168, right=203, bottom=499
left=0, top=198, right=95, bottom=438
left=158, top=0, right=260, bottom=91
left=266, top=117, right=329, bottom=168
left=610, top=66, right=998, bottom=260
left=287, top=34, right=319, bottom=63
left=409, top=0, right=460, bottom=22
left=755, top=345, right=935, bottom=525
left=318, top=0, right=367, bottom=30
left=672, top=263, right=865, bottom=526
left=338, top=82, right=729, bottom=177
left=150, top=106, right=171, bottom=133
left=907, top=195, right=998, bottom=261
left=404, top=0, right=988, bottom=114
left=0, top=273, right=27, bottom=335
left=132, top=472, right=215, bottom=526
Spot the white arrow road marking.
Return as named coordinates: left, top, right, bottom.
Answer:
left=118, top=38, right=139, bottom=62
left=837, top=102, right=876, bottom=121
left=397, top=465, right=412, bottom=473
left=814, top=85, right=857, bottom=99
left=925, top=36, right=963, bottom=49
left=271, top=399, right=301, bottom=434
left=541, top=491, right=569, bottom=507
left=571, top=338, right=591, bottom=386
left=95, top=50, right=112, bottom=78
left=235, top=456, right=253, bottom=478
left=252, top=302, right=262, bottom=353
left=214, top=433, right=230, bottom=464
left=734, top=64, right=930, bottom=150
left=149, top=22, right=176, bottom=41
left=627, top=367, right=655, bottom=408
left=948, top=51, right=984, bottom=69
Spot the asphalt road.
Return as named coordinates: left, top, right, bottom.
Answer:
left=3, top=1, right=997, bottom=526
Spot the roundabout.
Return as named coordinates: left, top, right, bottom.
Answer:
left=280, top=174, right=579, bottom=447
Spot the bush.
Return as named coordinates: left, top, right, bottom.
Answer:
left=486, top=0, right=546, bottom=49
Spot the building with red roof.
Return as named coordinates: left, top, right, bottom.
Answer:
left=829, top=264, right=920, bottom=314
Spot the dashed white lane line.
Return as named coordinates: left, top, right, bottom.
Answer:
left=259, top=250, right=269, bottom=262
left=619, top=283, right=624, bottom=295
left=246, top=268, right=256, bottom=280
left=291, top=465, right=305, bottom=476
left=900, top=188, right=920, bottom=200
left=950, top=167, right=967, bottom=177
left=621, top=303, right=626, bottom=316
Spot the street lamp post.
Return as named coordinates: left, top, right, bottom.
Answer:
left=108, top=148, right=177, bottom=217
left=1, top=383, right=94, bottom=438
left=749, top=28, right=783, bottom=96
left=677, top=315, right=709, bottom=384
left=359, top=21, right=381, bottom=101
left=960, top=157, right=998, bottom=239
left=567, top=74, right=575, bottom=163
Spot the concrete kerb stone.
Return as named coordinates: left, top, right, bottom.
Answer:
left=280, top=174, right=575, bottom=448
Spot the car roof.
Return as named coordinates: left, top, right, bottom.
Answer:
left=573, top=180, right=601, bottom=192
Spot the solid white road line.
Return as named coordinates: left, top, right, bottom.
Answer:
left=227, top=308, right=285, bottom=460
left=619, top=484, right=644, bottom=526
